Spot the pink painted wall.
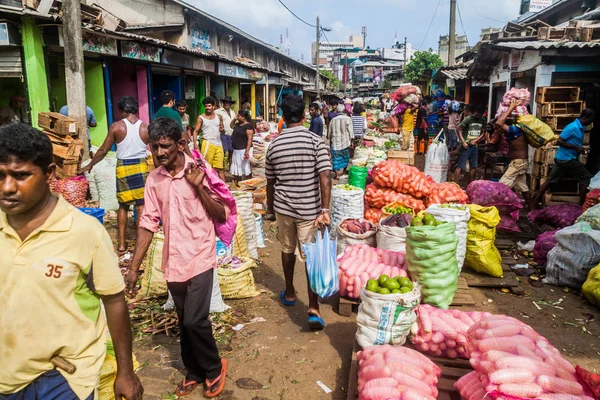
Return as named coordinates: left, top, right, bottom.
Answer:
left=109, top=61, right=148, bottom=123
left=136, top=65, right=149, bottom=123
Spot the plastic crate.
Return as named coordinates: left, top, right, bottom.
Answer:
left=78, top=207, right=105, bottom=224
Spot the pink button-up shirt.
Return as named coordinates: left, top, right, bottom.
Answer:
left=140, top=153, right=220, bottom=282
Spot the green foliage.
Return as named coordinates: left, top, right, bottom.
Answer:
left=321, top=70, right=340, bottom=90
left=381, top=78, right=393, bottom=90
left=404, top=50, right=444, bottom=83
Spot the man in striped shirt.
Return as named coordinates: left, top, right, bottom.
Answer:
left=265, top=95, right=332, bottom=331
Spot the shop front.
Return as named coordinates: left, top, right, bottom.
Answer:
left=184, top=57, right=216, bottom=125
left=0, top=18, right=27, bottom=124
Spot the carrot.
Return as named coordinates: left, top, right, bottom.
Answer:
left=538, top=375, right=584, bottom=395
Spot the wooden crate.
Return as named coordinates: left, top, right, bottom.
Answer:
left=53, top=156, right=80, bottom=178
left=533, top=148, right=544, bottom=163
left=581, top=26, right=600, bottom=42
left=44, top=131, right=83, bottom=159
left=543, top=115, right=576, bottom=132
left=542, top=146, right=558, bottom=165
left=537, top=101, right=584, bottom=118
left=536, top=87, right=580, bottom=104
left=38, top=112, right=79, bottom=136
left=388, top=149, right=415, bottom=166
left=544, top=192, right=580, bottom=206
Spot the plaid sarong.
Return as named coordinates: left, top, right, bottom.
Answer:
left=116, top=158, right=149, bottom=206
left=331, top=147, right=350, bottom=171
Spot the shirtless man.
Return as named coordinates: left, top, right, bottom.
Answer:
left=495, top=99, right=534, bottom=210
left=192, top=96, right=225, bottom=180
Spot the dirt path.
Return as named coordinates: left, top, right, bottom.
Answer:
left=110, top=216, right=600, bottom=400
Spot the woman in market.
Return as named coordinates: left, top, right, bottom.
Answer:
left=231, top=109, right=254, bottom=185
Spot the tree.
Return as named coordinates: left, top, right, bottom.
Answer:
left=404, top=50, right=444, bottom=83
left=381, top=78, right=392, bottom=90
left=321, top=70, right=340, bottom=91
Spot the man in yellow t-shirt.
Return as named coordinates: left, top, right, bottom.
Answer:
left=0, top=123, right=143, bottom=400
left=400, top=104, right=418, bottom=150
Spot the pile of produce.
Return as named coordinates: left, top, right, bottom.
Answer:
left=356, top=276, right=420, bottom=347
left=255, top=120, right=271, bottom=133
left=576, top=204, right=600, bottom=230
left=427, top=204, right=470, bottom=270
left=465, top=205, right=503, bottom=278
left=495, top=87, right=531, bottom=118
left=467, top=180, right=523, bottom=232
left=366, top=148, right=387, bottom=169
left=365, top=207, right=384, bottom=224
left=365, top=184, right=426, bottom=213
left=51, top=176, right=89, bottom=207
left=339, top=219, right=374, bottom=235
left=331, top=184, right=364, bottom=232
left=467, top=315, right=589, bottom=399
left=380, top=213, right=412, bottom=228
left=357, top=345, right=441, bottom=400
left=348, top=165, right=368, bottom=190
left=583, top=189, right=600, bottom=212
left=411, top=305, right=492, bottom=359
left=528, top=203, right=582, bottom=229
left=425, top=182, right=469, bottom=207
left=406, top=214, right=459, bottom=309
left=382, top=203, right=413, bottom=219
left=377, top=213, right=413, bottom=252
left=455, top=371, right=487, bottom=400
left=337, top=218, right=377, bottom=256
left=534, top=230, right=558, bottom=266
left=373, top=161, right=435, bottom=199
left=338, top=244, right=407, bottom=299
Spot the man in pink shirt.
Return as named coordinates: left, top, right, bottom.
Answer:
left=126, top=117, right=228, bottom=398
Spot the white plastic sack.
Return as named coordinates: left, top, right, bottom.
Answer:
left=424, top=131, right=449, bottom=183
left=356, top=284, right=421, bottom=348
left=163, top=270, right=229, bottom=313
left=303, top=228, right=338, bottom=298
left=336, top=219, right=377, bottom=256
left=354, top=147, right=371, bottom=160
left=426, top=204, right=470, bottom=271
left=590, top=171, right=600, bottom=190
left=376, top=224, right=407, bottom=252
left=331, top=185, right=365, bottom=234
left=255, top=213, right=265, bottom=248
left=83, top=152, right=119, bottom=211
left=544, top=223, right=600, bottom=289
left=233, top=192, right=258, bottom=259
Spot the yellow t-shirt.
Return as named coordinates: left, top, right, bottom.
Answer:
left=0, top=197, right=124, bottom=399
left=402, top=108, right=416, bottom=132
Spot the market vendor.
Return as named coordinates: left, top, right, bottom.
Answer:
left=494, top=99, right=535, bottom=210
left=265, top=94, right=332, bottom=331
left=453, top=104, right=487, bottom=185
left=0, top=123, right=143, bottom=400
left=126, top=117, right=229, bottom=398
left=534, top=109, right=597, bottom=207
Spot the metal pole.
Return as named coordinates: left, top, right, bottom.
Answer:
left=315, top=16, right=320, bottom=98
left=404, top=36, right=408, bottom=69
left=63, top=0, right=89, bottom=159
left=449, top=0, right=457, bottom=66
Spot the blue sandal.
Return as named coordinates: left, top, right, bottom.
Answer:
left=280, top=291, right=296, bottom=306
left=308, top=315, right=325, bottom=331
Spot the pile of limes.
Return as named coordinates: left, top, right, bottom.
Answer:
left=410, top=212, right=447, bottom=227
left=366, top=274, right=414, bottom=295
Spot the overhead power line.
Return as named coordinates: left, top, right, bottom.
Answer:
left=418, top=0, right=443, bottom=50
left=277, top=0, right=317, bottom=28
left=457, top=0, right=469, bottom=46
left=468, top=0, right=508, bottom=24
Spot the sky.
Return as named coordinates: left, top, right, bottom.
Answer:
left=189, top=0, right=522, bottom=62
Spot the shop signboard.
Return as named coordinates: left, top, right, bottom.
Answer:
left=82, top=32, right=117, bottom=55
left=162, top=49, right=192, bottom=68
left=193, top=58, right=216, bottom=73
left=218, top=62, right=249, bottom=79
left=248, top=70, right=265, bottom=81
left=529, top=0, right=552, bottom=12
left=191, top=24, right=211, bottom=51
left=121, top=41, right=161, bottom=63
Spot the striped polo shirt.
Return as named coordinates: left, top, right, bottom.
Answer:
left=266, top=125, right=332, bottom=220
left=351, top=115, right=367, bottom=138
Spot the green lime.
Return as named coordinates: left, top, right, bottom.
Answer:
left=385, top=279, right=400, bottom=291
left=423, top=214, right=436, bottom=226
left=378, top=274, right=390, bottom=286
left=400, top=286, right=412, bottom=293
left=391, top=289, right=402, bottom=294
left=411, top=217, right=423, bottom=226
left=398, top=277, right=412, bottom=288
left=366, top=279, right=379, bottom=292
left=378, top=287, right=391, bottom=295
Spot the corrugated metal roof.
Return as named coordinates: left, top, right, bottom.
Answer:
left=440, top=68, right=469, bottom=80
left=492, top=40, right=600, bottom=50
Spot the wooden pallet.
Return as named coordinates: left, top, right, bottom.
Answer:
left=537, top=26, right=580, bottom=41
left=536, top=87, right=580, bottom=104
left=461, top=268, right=524, bottom=295
left=44, top=131, right=83, bottom=159
left=544, top=192, right=580, bottom=206
left=38, top=112, right=79, bottom=137
left=432, top=356, right=473, bottom=400
left=338, top=296, right=360, bottom=317
left=543, top=115, right=577, bottom=132
left=53, top=155, right=80, bottom=178
left=537, top=101, right=584, bottom=118
left=581, top=26, right=600, bottom=42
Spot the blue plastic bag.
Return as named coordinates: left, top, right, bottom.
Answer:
left=303, top=228, right=339, bottom=298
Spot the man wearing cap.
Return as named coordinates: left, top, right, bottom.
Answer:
left=0, top=96, right=25, bottom=126
left=215, top=96, right=237, bottom=169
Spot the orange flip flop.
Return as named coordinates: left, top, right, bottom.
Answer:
left=203, top=359, right=228, bottom=398
left=174, top=378, right=199, bottom=397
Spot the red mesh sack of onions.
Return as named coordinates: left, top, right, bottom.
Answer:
left=357, top=345, right=441, bottom=400
left=411, top=304, right=492, bottom=359
left=51, top=176, right=88, bottom=207
left=466, top=315, right=593, bottom=399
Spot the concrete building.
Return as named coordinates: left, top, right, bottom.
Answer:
left=438, top=34, right=469, bottom=65
left=380, top=42, right=415, bottom=63
left=311, top=35, right=362, bottom=70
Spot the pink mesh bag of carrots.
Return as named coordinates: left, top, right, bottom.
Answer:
left=357, top=344, right=441, bottom=400
left=466, top=315, right=594, bottom=399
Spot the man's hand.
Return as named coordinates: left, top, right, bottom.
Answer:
left=114, top=370, right=144, bottom=400
left=125, top=269, right=139, bottom=298
left=314, top=211, right=331, bottom=228
left=508, top=98, right=519, bottom=110
left=462, top=141, right=469, bottom=149
left=77, top=164, right=92, bottom=175
left=184, top=162, right=206, bottom=188
left=577, top=145, right=585, bottom=154
left=193, top=142, right=199, bottom=150
left=265, top=213, right=276, bottom=222
left=469, top=139, right=479, bottom=146
left=244, top=151, right=250, bottom=160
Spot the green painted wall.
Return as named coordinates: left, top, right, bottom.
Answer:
left=21, top=17, right=49, bottom=129
left=227, top=80, right=240, bottom=113
left=84, top=60, right=107, bottom=147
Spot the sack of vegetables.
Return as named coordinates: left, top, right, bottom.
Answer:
left=426, top=204, right=470, bottom=272
left=464, top=205, right=503, bottom=278
left=406, top=213, right=459, bottom=309
left=356, top=274, right=421, bottom=348
left=377, top=213, right=413, bottom=252
left=336, top=218, right=377, bottom=256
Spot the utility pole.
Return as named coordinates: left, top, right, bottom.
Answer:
left=362, top=26, right=367, bottom=49
left=63, top=0, right=89, bottom=159
left=449, top=0, right=457, bottom=66
left=315, top=16, right=320, bottom=98
left=403, top=36, right=408, bottom=69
